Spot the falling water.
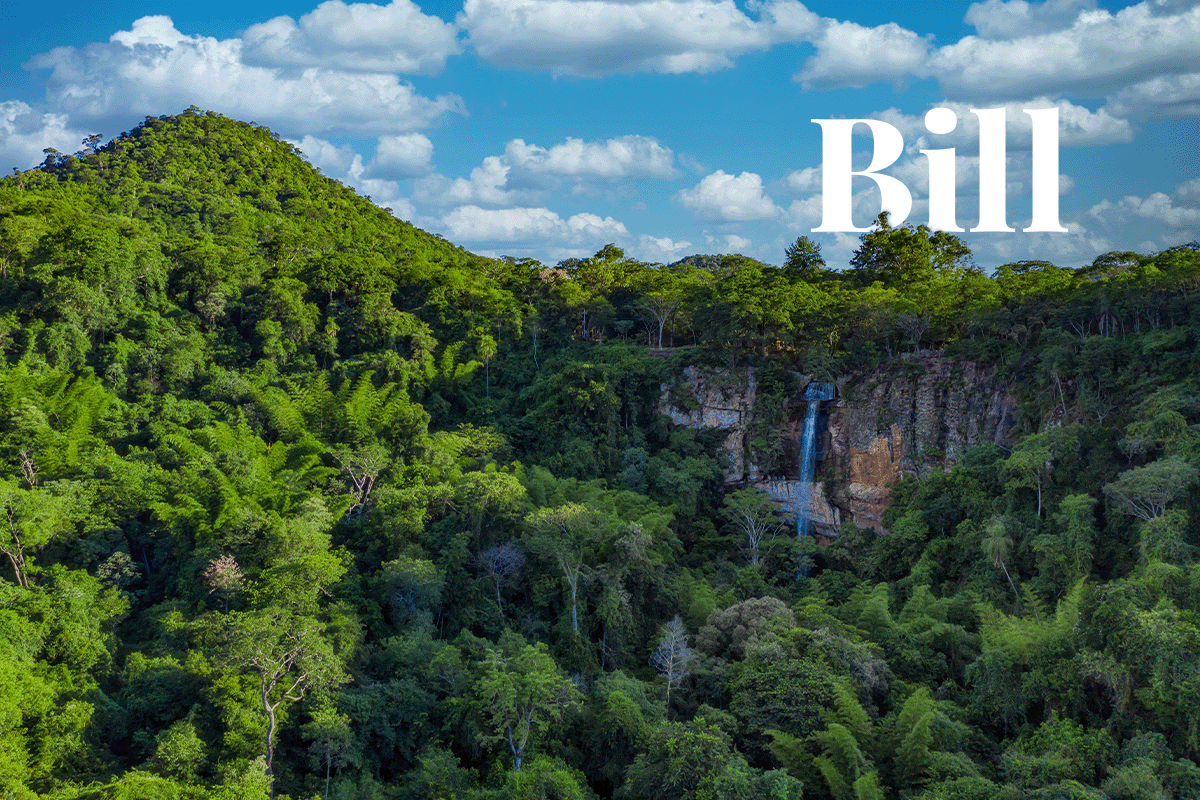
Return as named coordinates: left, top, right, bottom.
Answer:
left=796, top=381, right=835, bottom=573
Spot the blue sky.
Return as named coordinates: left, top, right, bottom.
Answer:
left=1, top=0, right=1197, bottom=271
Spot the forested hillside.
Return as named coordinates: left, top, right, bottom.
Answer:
left=3, top=108, right=1200, bottom=800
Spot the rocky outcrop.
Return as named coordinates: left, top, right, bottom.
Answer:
left=660, top=354, right=1019, bottom=534
left=828, top=355, right=1019, bottom=531
left=660, top=366, right=758, bottom=480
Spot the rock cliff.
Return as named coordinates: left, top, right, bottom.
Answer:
left=660, top=354, right=1020, bottom=534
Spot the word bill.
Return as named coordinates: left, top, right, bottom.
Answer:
left=811, top=107, right=1067, bottom=234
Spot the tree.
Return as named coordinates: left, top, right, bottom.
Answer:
left=1104, top=457, right=1199, bottom=521
left=632, top=267, right=684, bottom=349
left=216, top=609, right=347, bottom=799
left=649, top=614, right=695, bottom=705
left=302, top=701, right=353, bottom=800
left=0, top=477, right=81, bottom=588
left=784, top=235, right=828, bottom=281
left=332, top=443, right=388, bottom=520
left=720, top=487, right=786, bottom=568
left=849, top=212, right=974, bottom=289
left=477, top=333, right=497, bottom=400
left=982, top=518, right=1021, bottom=607
left=524, top=503, right=611, bottom=633
left=1002, top=428, right=1078, bottom=518
left=455, top=467, right=527, bottom=537
left=622, top=717, right=737, bottom=800
left=474, top=543, right=525, bottom=616
left=474, top=641, right=579, bottom=770
left=203, top=554, right=245, bottom=612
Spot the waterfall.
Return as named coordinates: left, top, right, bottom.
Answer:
left=796, top=381, right=835, bottom=569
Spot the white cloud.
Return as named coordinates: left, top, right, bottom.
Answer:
left=1176, top=177, right=1200, bottom=203
left=783, top=166, right=821, bottom=193
left=415, top=133, right=678, bottom=206
left=793, top=1, right=1200, bottom=120
left=370, top=133, right=434, bottom=178
left=439, top=204, right=628, bottom=244
left=1088, top=192, right=1200, bottom=228
left=1110, top=72, right=1200, bottom=119
left=636, top=234, right=694, bottom=262
left=676, top=170, right=780, bottom=221
left=293, top=134, right=360, bottom=175
left=724, top=234, right=753, bottom=252
left=25, top=15, right=465, bottom=135
left=0, top=101, right=87, bottom=171
left=505, top=135, right=677, bottom=180
left=796, top=19, right=932, bottom=90
left=930, top=3, right=1200, bottom=105
left=963, top=0, right=1097, bottom=40
left=977, top=225, right=1112, bottom=267
left=414, top=156, right=523, bottom=206
left=782, top=195, right=824, bottom=229
left=242, top=0, right=461, bottom=75
left=459, top=0, right=819, bottom=77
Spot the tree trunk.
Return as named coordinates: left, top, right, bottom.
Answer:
left=570, top=582, right=578, bottom=633
left=262, top=684, right=279, bottom=800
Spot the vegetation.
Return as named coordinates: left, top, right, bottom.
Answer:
left=2, top=108, right=1200, bottom=799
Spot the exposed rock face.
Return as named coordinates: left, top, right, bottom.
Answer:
left=660, top=354, right=1019, bottom=533
left=660, top=366, right=759, bottom=480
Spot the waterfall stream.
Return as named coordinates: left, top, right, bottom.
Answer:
left=796, top=381, right=835, bottom=566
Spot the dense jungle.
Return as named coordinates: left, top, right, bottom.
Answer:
left=2, top=108, right=1200, bottom=800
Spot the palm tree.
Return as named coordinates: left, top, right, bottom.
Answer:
left=983, top=518, right=1021, bottom=607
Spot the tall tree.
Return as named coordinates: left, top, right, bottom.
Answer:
left=215, top=604, right=347, bottom=798
left=1104, top=457, right=1199, bottom=521
left=649, top=614, right=695, bottom=705
left=474, top=641, right=578, bottom=770
left=524, top=503, right=611, bottom=633
left=720, top=487, right=785, bottom=568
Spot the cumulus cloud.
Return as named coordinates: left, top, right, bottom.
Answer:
left=505, top=135, right=677, bottom=180
left=0, top=101, right=87, bottom=171
left=793, top=1, right=1200, bottom=120
left=1109, top=72, right=1200, bottom=119
left=724, top=233, right=753, bottom=252
left=459, top=0, right=819, bottom=77
left=963, top=0, right=1098, bottom=39
left=636, top=234, right=694, bottom=262
left=414, top=156, right=521, bottom=206
left=294, top=134, right=361, bottom=176
left=439, top=204, right=628, bottom=245
left=370, top=133, right=435, bottom=178
left=1088, top=192, right=1200, bottom=228
left=242, top=0, right=461, bottom=75
left=782, top=195, right=823, bottom=229
left=24, top=15, right=465, bottom=135
left=783, top=166, right=821, bottom=193
left=796, top=19, right=932, bottom=90
left=1176, top=177, right=1200, bottom=203
left=977, top=225, right=1112, bottom=267
left=415, top=133, right=678, bottom=206
left=930, top=2, right=1200, bottom=105
left=676, top=170, right=780, bottom=221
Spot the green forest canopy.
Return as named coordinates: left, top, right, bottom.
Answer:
left=1, top=108, right=1200, bottom=799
